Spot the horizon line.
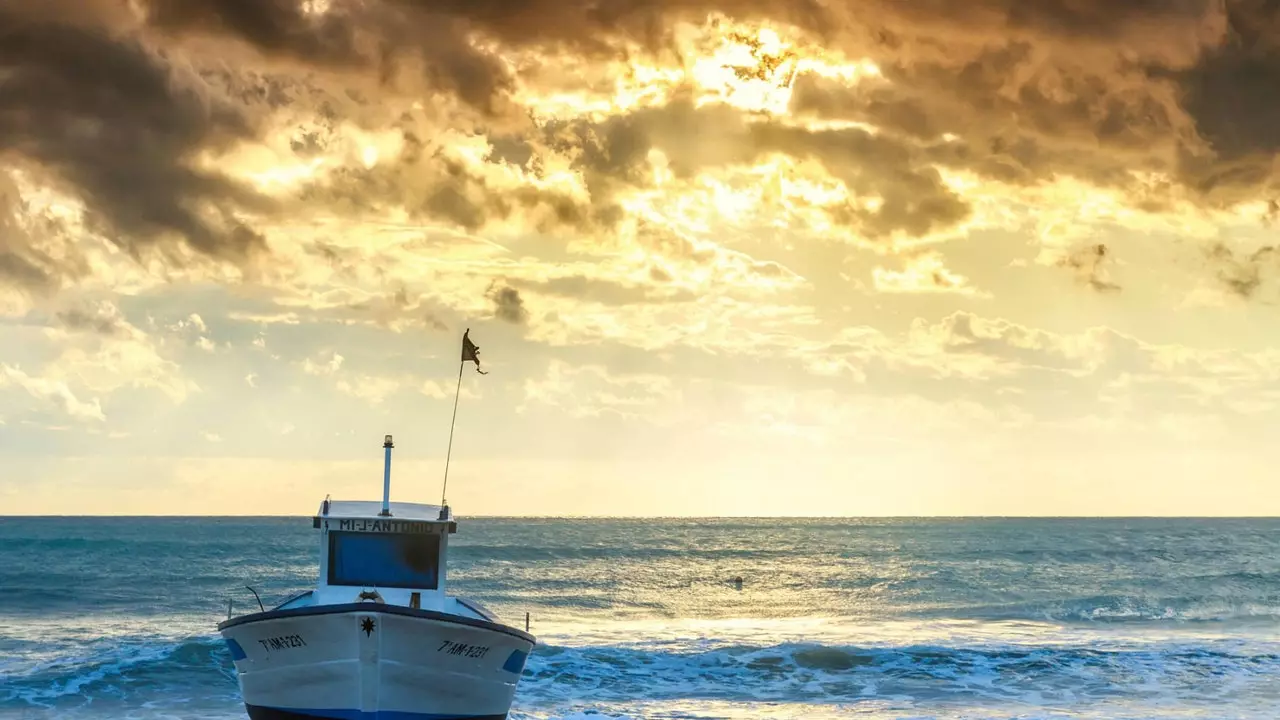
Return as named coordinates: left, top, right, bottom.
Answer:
left=3, top=514, right=1279, bottom=520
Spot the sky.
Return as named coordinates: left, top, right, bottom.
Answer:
left=2, top=1, right=1280, bottom=516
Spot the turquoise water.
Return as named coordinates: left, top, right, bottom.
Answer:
left=2, top=517, right=1279, bottom=719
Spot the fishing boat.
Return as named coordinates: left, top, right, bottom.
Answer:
left=217, top=434, right=536, bottom=720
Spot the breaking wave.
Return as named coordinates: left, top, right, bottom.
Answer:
left=6, top=633, right=1279, bottom=715
left=2, top=636, right=237, bottom=707
left=519, top=639, right=1280, bottom=707
left=919, top=596, right=1280, bottom=625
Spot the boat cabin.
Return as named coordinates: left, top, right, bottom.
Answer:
left=307, top=499, right=457, bottom=610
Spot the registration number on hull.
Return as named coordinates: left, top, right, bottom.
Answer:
left=438, top=640, right=491, bottom=659
left=258, top=634, right=308, bottom=652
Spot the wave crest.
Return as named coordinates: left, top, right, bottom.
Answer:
left=7, top=634, right=1280, bottom=711
left=3, top=637, right=234, bottom=706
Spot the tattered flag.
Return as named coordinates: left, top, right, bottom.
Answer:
left=461, top=329, right=488, bottom=375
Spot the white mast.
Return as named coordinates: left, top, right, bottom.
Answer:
left=379, top=434, right=393, bottom=517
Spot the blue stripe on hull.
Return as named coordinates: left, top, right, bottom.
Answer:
left=500, top=649, right=528, bottom=674
left=225, top=638, right=248, bottom=660
left=245, top=706, right=507, bottom=720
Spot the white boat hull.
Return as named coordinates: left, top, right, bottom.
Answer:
left=219, top=603, right=535, bottom=720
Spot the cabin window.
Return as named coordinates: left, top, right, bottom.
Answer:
left=327, top=531, right=441, bottom=589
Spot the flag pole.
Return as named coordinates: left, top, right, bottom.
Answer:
left=441, top=357, right=464, bottom=509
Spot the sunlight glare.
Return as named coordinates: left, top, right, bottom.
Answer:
left=246, top=158, right=326, bottom=190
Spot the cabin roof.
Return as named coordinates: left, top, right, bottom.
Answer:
left=316, top=499, right=452, bottom=523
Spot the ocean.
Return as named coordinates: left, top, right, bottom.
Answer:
left=1, top=517, right=1278, bottom=719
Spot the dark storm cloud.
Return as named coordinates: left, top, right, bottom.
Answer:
left=0, top=247, right=55, bottom=292
left=425, top=0, right=1279, bottom=218
left=789, top=51, right=1190, bottom=205
left=752, top=122, right=971, bottom=238
left=486, top=281, right=529, bottom=324
left=0, top=4, right=269, bottom=271
left=136, top=0, right=1214, bottom=77
left=555, top=98, right=971, bottom=240
left=131, top=0, right=826, bottom=126
left=851, top=0, right=1219, bottom=47
left=5, top=0, right=1280, bottom=291
left=332, top=0, right=832, bottom=57
left=782, top=0, right=1280, bottom=211
left=141, top=0, right=529, bottom=118
left=144, top=0, right=367, bottom=67
left=1172, top=0, right=1280, bottom=159
left=1162, top=1, right=1280, bottom=207
left=0, top=240, right=70, bottom=297
left=790, top=57, right=1187, bottom=186
left=422, top=157, right=589, bottom=233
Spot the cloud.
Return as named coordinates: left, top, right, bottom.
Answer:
left=143, top=1, right=370, bottom=68
left=297, top=349, right=467, bottom=405
left=520, top=359, right=678, bottom=420
left=230, top=311, right=302, bottom=325
left=142, top=0, right=522, bottom=119
left=1054, top=243, right=1121, bottom=293
left=294, top=126, right=606, bottom=237
left=55, top=303, right=136, bottom=338
left=1205, top=242, right=1279, bottom=300
left=12, top=302, right=200, bottom=409
left=873, top=252, right=989, bottom=297
left=334, top=374, right=399, bottom=404
left=332, top=372, right=463, bottom=405
left=182, top=314, right=208, bottom=333
left=779, top=1, right=1280, bottom=215
left=0, top=364, right=105, bottom=422
left=1171, top=2, right=1280, bottom=167
left=4, top=0, right=1278, bottom=315
left=302, top=350, right=345, bottom=376
left=0, top=4, right=271, bottom=269
left=902, top=312, right=1090, bottom=380
left=486, top=282, right=529, bottom=324
left=0, top=173, right=90, bottom=302
left=554, top=98, right=972, bottom=242
left=511, top=273, right=696, bottom=307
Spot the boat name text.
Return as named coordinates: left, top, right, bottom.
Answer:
left=336, top=519, right=434, bottom=533
left=258, top=634, right=307, bottom=652
left=438, top=640, right=490, bottom=659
